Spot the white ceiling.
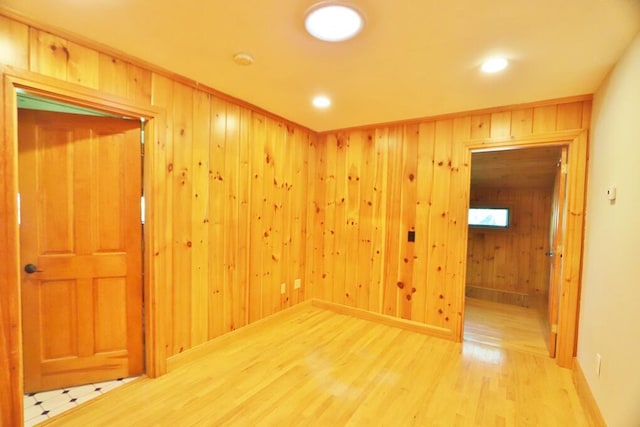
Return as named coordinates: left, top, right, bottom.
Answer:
left=3, top=0, right=639, bottom=131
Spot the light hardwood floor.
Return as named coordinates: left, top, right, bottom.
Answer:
left=42, top=302, right=587, bottom=426
left=463, top=297, right=549, bottom=357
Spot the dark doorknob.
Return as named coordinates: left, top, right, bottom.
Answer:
left=24, top=263, right=41, bottom=274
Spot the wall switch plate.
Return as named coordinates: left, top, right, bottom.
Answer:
left=294, top=278, right=301, bottom=289
left=408, top=230, right=415, bottom=242
left=280, top=283, right=286, bottom=294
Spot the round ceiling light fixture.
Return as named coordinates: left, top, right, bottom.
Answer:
left=312, top=95, right=331, bottom=109
left=481, top=57, right=509, bottom=73
left=305, top=2, right=364, bottom=42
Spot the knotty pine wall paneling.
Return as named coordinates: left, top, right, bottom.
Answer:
left=425, top=120, right=455, bottom=327
left=1, top=15, right=313, bottom=369
left=0, top=14, right=28, bottom=68
left=248, top=113, right=267, bottom=321
left=466, top=188, right=553, bottom=300
left=412, top=122, right=436, bottom=325
left=190, top=89, right=211, bottom=347
left=310, top=99, right=591, bottom=339
left=381, top=126, right=402, bottom=317
left=448, top=117, right=474, bottom=337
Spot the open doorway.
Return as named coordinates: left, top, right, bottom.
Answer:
left=1, top=69, right=164, bottom=426
left=18, top=93, right=145, bottom=392
left=17, top=94, right=145, bottom=423
left=463, top=146, right=564, bottom=357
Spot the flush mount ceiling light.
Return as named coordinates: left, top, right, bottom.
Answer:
left=312, top=95, right=331, bottom=109
left=481, top=57, right=509, bottom=73
left=305, top=2, right=364, bottom=42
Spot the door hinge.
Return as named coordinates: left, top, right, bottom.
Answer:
left=551, top=324, right=558, bottom=334
left=140, top=118, right=146, bottom=157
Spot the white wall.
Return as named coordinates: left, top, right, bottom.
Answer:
left=578, top=31, right=640, bottom=426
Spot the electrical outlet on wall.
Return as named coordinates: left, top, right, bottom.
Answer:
left=280, top=283, right=286, bottom=294
left=294, top=278, right=301, bottom=289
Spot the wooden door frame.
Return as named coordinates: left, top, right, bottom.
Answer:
left=0, top=66, right=167, bottom=425
left=547, top=146, right=569, bottom=358
left=459, top=129, right=588, bottom=368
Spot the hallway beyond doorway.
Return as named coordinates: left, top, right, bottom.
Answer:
left=464, top=297, right=548, bottom=357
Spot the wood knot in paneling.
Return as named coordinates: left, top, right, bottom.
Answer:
left=49, top=43, right=70, bottom=61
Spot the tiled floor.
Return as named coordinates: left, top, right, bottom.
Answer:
left=23, top=377, right=138, bottom=427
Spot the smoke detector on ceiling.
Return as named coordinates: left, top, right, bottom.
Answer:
left=233, top=52, right=254, bottom=66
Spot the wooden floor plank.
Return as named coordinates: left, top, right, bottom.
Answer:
left=43, top=304, right=587, bottom=426
left=464, top=297, right=549, bottom=357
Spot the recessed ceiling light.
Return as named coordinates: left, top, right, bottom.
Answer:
left=312, top=95, right=331, bottom=109
left=305, top=2, right=364, bottom=42
left=481, top=57, right=509, bottom=73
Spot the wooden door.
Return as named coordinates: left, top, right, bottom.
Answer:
left=18, top=110, right=143, bottom=393
left=547, top=146, right=568, bottom=358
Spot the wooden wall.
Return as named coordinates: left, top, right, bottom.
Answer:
left=0, top=14, right=313, bottom=360
left=466, top=188, right=553, bottom=301
left=308, top=100, right=590, bottom=337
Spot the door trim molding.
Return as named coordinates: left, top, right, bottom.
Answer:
left=460, top=129, right=589, bottom=368
left=0, top=66, right=167, bottom=425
